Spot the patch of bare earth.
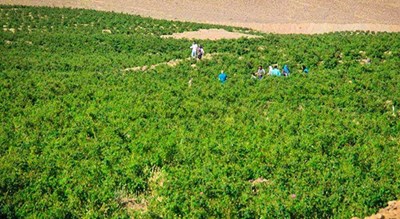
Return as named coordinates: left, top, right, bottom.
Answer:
left=352, top=201, right=400, bottom=219
left=161, top=28, right=259, bottom=40
left=1, top=0, right=400, bottom=34
left=249, top=178, right=273, bottom=194
left=249, top=177, right=271, bottom=186
left=116, top=167, right=165, bottom=215
left=122, top=53, right=219, bottom=72
left=118, top=197, right=148, bottom=213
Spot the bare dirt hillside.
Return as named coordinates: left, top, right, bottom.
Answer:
left=353, top=201, right=400, bottom=219
left=1, top=0, right=400, bottom=34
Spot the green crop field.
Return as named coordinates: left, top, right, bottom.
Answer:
left=1, top=5, right=399, bottom=218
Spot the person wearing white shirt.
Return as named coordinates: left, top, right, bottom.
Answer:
left=190, top=42, right=198, bottom=58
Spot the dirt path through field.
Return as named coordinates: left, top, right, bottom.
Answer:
left=122, top=53, right=220, bottom=72
left=1, top=0, right=400, bottom=34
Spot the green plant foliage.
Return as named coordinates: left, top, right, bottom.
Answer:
left=0, top=5, right=399, bottom=219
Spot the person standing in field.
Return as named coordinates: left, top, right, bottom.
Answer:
left=190, top=42, right=198, bottom=58
left=197, top=45, right=205, bottom=60
left=218, top=70, right=227, bottom=83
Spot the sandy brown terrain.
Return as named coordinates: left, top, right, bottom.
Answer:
left=161, top=29, right=260, bottom=40
left=353, top=201, right=400, bottom=219
left=1, top=0, right=399, bottom=34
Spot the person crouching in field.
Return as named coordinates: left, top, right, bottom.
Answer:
left=268, top=66, right=273, bottom=75
left=302, top=65, right=309, bottom=74
left=190, top=42, right=198, bottom=58
left=254, top=65, right=265, bottom=79
left=270, top=65, right=281, bottom=76
left=218, top=70, right=227, bottom=83
left=283, top=64, right=290, bottom=76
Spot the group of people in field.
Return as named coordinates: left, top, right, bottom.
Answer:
left=189, top=42, right=309, bottom=84
left=218, top=65, right=309, bottom=83
left=252, top=65, right=291, bottom=79
left=190, top=42, right=205, bottom=60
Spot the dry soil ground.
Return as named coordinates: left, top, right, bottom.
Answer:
left=356, top=201, right=400, bottom=219
left=1, top=0, right=400, bottom=34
